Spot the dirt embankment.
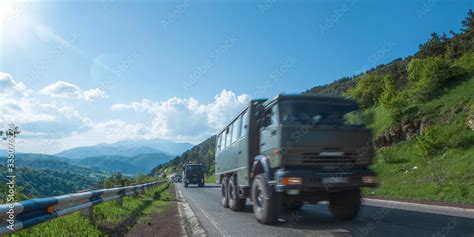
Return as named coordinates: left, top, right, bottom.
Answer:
left=127, top=185, right=183, bottom=237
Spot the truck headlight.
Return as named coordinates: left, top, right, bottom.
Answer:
left=280, top=177, right=302, bottom=185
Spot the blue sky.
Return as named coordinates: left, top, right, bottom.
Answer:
left=0, top=0, right=472, bottom=154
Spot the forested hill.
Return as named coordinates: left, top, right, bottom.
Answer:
left=151, top=136, right=216, bottom=177
left=152, top=10, right=474, bottom=204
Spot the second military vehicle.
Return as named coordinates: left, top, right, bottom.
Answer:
left=215, top=94, right=377, bottom=224
left=183, top=162, right=205, bottom=188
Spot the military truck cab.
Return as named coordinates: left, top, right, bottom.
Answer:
left=215, top=94, right=377, bottom=224
left=183, top=162, right=205, bottom=188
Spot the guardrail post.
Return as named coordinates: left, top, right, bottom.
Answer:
left=116, top=197, right=123, bottom=207
left=80, top=206, right=94, bottom=223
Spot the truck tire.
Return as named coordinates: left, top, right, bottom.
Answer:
left=251, top=174, right=280, bottom=224
left=199, top=182, right=204, bottom=187
left=184, top=183, right=188, bottom=188
left=329, top=189, right=361, bottom=221
left=228, top=175, right=246, bottom=211
left=221, top=176, right=230, bottom=208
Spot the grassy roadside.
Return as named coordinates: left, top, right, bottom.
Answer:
left=364, top=74, right=474, bottom=205
left=7, top=184, right=172, bottom=237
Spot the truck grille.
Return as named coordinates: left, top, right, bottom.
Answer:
left=302, top=152, right=357, bottom=164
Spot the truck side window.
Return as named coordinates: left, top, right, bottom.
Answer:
left=240, top=110, right=248, bottom=138
left=224, top=128, right=229, bottom=148
left=231, top=118, right=240, bottom=143
left=217, top=133, right=222, bottom=152
left=226, top=126, right=232, bottom=147
left=271, top=105, right=278, bottom=126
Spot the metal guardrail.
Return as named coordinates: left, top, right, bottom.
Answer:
left=0, top=181, right=164, bottom=235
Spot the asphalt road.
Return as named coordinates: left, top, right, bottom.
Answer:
left=177, top=183, right=474, bottom=237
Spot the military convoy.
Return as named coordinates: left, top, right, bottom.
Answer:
left=183, top=162, right=205, bottom=188
left=215, top=94, right=377, bottom=224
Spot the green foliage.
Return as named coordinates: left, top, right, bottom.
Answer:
left=7, top=213, right=101, bottom=237
left=416, top=32, right=449, bottom=58
left=97, top=172, right=133, bottom=188
left=345, top=73, right=386, bottom=108
left=407, top=56, right=453, bottom=101
left=94, top=184, right=170, bottom=225
left=415, top=126, right=448, bottom=158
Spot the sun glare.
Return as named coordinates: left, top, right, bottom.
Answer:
left=0, top=0, right=32, bottom=45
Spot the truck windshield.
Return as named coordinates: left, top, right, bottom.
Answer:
left=279, top=100, right=360, bottom=126
left=186, top=165, right=203, bottom=174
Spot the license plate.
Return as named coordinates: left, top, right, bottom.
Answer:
left=322, top=177, right=349, bottom=184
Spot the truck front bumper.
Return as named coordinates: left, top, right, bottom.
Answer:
left=274, top=168, right=377, bottom=192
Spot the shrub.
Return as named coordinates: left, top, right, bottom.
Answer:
left=345, top=73, right=385, bottom=108
left=407, top=56, right=453, bottom=101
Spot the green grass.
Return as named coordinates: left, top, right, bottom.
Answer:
left=93, top=184, right=170, bottom=225
left=205, top=175, right=216, bottom=183
left=366, top=73, right=474, bottom=204
left=368, top=139, right=474, bottom=204
left=137, top=185, right=173, bottom=224
left=7, top=184, right=171, bottom=236
left=362, top=106, right=395, bottom=136
left=8, top=213, right=101, bottom=237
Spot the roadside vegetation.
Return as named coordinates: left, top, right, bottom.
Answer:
left=154, top=10, right=474, bottom=204
left=6, top=176, right=171, bottom=237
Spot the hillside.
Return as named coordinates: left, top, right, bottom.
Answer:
left=0, top=155, right=107, bottom=198
left=55, top=138, right=192, bottom=159
left=72, top=152, right=173, bottom=175
left=152, top=10, right=474, bottom=204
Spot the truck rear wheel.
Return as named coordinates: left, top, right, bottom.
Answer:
left=329, top=189, right=361, bottom=221
left=221, top=176, right=229, bottom=208
left=251, top=174, right=280, bottom=224
left=228, top=176, right=246, bottom=211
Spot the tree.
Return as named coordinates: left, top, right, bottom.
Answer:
left=407, top=56, right=452, bottom=101
left=417, top=32, right=447, bottom=58
left=345, top=73, right=385, bottom=108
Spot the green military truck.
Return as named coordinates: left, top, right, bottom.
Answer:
left=215, top=94, right=377, bottom=224
left=183, top=162, right=205, bottom=188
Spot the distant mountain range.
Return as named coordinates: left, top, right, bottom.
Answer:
left=0, top=138, right=188, bottom=197
left=69, top=153, right=174, bottom=175
left=54, top=138, right=193, bottom=159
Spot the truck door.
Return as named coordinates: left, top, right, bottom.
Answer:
left=259, top=104, right=281, bottom=168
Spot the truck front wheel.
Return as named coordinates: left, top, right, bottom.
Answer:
left=228, top=176, right=246, bottom=211
left=221, top=176, right=230, bottom=208
left=329, top=189, right=361, bottom=221
left=251, top=174, right=280, bottom=224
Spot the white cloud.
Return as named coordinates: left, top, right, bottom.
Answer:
left=84, top=88, right=107, bottom=101
left=40, top=81, right=82, bottom=98
left=40, top=81, right=107, bottom=102
left=0, top=73, right=93, bottom=143
left=111, top=89, right=250, bottom=142
left=0, top=72, right=30, bottom=97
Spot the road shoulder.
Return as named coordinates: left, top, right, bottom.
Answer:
left=127, top=184, right=183, bottom=237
